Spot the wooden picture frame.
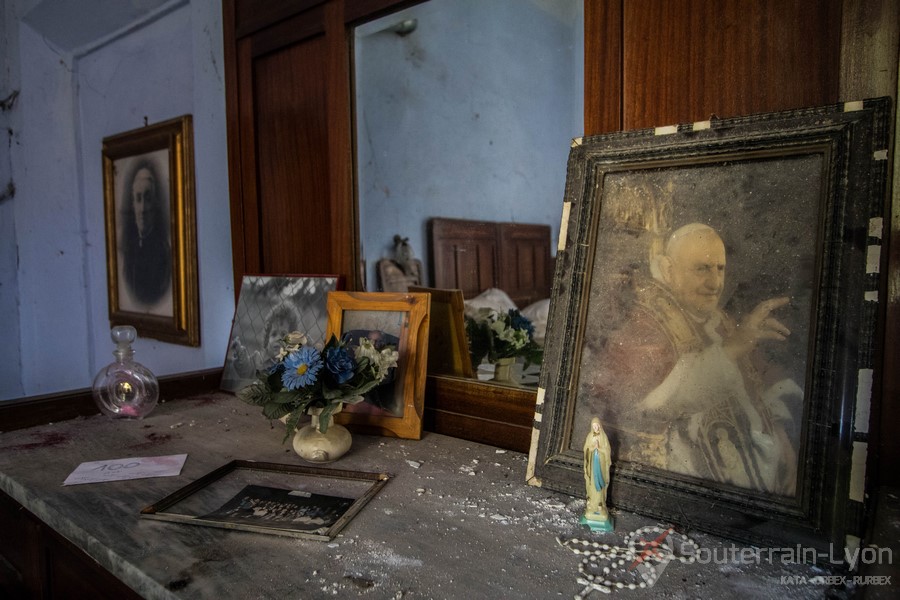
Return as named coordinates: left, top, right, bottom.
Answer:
left=408, top=286, right=473, bottom=379
left=101, top=115, right=199, bottom=346
left=221, top=274, right=343, bottom=393
left=528, top=99, right=891, bottom=555
left=327, top=292, right=430, bottom=440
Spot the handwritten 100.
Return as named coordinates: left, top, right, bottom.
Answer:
left=91, top=462, right=141, bottom=471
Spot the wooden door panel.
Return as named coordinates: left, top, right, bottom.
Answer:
left=253, top=37, right=332, bottom=274
left=498, top=222, right=552, bottom=308
left=622, top=0, right=841, bottom=128
left=585, top=0, right=842, bottom=133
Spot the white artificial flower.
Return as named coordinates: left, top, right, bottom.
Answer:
left=276, top=331, right=309, bottom=361
left=355, top=337, right=399, bottom=381
left=377, top=346, right=400, bottom=376
left=355, top=337, right=380, bottom=365
left=284, top=331, right=308, bottom=346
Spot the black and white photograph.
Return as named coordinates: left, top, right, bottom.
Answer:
left=201, top=484, right=355, bottom=533
left=140, top=460, right=391, bottom=541
left=114, top=151, right=173, bottom=315
left=101, top=115, right=200, bottom=346
left=221, top=275, right=342, bottom=392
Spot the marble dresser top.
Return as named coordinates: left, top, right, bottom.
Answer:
left=0, top=393, right=836, bottom=599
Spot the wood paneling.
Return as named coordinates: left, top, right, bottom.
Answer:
left=424, top=375, right=534, bottom=452
left=428, top=218, right=553, bottom=307
left=498, top=222, right=553, bottom=308
left=324, top=1, right=357, bottom=288
left=224, top=0, right=358, bottom=292
left=603, top=0, right=842, bottom=130
left=585, top=0, right=623, bottom=134
left=254, top=37, right=332, bottom=273
left=0, top=369, right=222, bottom=433
left=234, top=0, right=324, bottom=38
left=0, top=490, right=142, bottom=599
left=625, top=0, right=842, bottom=127
left=429, top=218, right=500, bottom=299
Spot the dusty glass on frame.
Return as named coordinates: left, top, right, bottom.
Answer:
left=528, top=99, right=891, bottom=557
left=221, top=275, right=342, bottom=392
left=141, top=460, right=389, bottom=541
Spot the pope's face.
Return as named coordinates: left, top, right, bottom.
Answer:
left=665, top=229, right=726, bottom=319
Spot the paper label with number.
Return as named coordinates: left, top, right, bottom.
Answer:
left=63, top=454, right=188, bottom=486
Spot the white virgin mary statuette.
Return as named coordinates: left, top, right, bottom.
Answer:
left=581, top=417, right=613, bottom=532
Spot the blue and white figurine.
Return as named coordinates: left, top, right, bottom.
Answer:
left=581, top=417, right=613, bottom=532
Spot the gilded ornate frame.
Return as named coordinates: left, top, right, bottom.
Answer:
left=101, top=115, right=199, bottom=346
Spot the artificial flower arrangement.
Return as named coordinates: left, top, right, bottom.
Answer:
left=465, top=308, right=543, bottom=370
left=238, top=331, right=399, bottom=439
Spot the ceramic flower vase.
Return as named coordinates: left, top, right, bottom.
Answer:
left=492, top=357, right=516, bottom=384
left=292, top=404, right=351, bottom=463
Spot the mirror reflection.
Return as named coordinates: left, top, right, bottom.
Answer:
left=355, top=0, right=583, bottom=386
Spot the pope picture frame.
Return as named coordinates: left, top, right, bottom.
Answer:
left=527, top=98, right=891, bottom=558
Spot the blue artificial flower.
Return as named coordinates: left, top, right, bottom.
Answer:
left=508, top=309, right=535, bottom=337
left=325, top=346, right=356, bottom=385
left=281, top=347, right=323, bottom=390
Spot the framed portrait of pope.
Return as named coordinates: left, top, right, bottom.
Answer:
left=528, top=98, right=891, bottom=557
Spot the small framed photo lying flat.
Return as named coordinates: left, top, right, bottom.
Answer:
left=527, top=98, right=891, bottom=558
left=326, top=291, right=431, bottom=440
left=141, top=460, right=390, bottom=541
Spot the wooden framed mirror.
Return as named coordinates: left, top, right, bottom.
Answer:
left=352, top=0, right=584, bottom=451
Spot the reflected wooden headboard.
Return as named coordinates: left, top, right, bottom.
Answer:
left=428, top=217, right=554, bottom=308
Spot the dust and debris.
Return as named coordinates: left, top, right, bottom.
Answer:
left=405, top=460, right=421, bottom=469
left=459, top=464, right=477, bottom=476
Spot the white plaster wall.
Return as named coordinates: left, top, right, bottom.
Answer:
left=0, top=0, right=28, bottom=399
left=1, top=0, right=233, bottom=401
left=15, top=23, right=89, bottom=396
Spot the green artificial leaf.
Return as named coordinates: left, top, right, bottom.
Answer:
left=282, top=409, right=305, bottom=443
left=266, top=367, right=284, bottom=391
left=465, top=317, right=490, bottom=369
left=316, top=403, right=338, bottom=434
left=262, top=401, right=291, bottom=420
left=236, top=381, right=268, bottom=406
left=271, top=390, right=302, bottom=404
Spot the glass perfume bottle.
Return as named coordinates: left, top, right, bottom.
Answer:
left=92, top=325, right=159, bottom=419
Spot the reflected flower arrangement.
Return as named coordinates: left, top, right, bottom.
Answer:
left=465, top=308, right=543, bottom=370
